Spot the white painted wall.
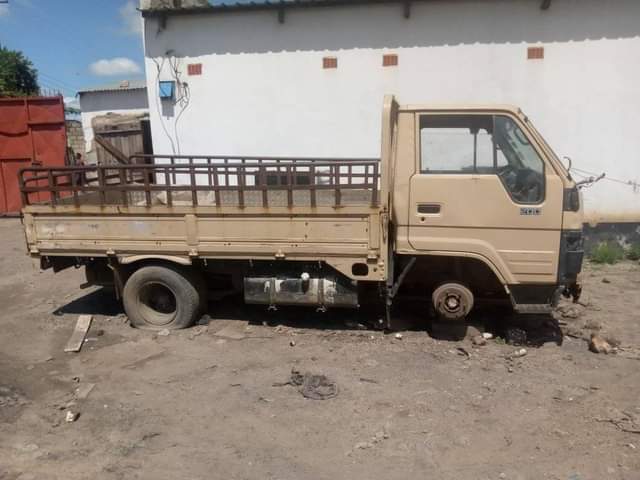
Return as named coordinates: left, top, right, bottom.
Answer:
left=78, top=89, right=149, bottom=153
left=143, top=0, right=640, bottom=219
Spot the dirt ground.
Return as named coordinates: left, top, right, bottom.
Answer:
left=1, top=218, right=639, bottom=480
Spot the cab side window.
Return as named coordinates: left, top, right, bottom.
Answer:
left=420, top=115, right=493, bottom=173
left=419, top=114, right=545, bottom=204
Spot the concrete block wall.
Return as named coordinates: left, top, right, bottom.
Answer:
left=65, top=120, right=85, bottom=159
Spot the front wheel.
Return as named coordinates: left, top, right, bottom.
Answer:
left=123, top=264, right=204, bottom=330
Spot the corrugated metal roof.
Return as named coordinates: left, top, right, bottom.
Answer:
left=141, top=0, right=416, bottom=16
left=78, top=79, right=147, bottom=95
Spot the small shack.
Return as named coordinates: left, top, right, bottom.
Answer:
left=78, top=80, right=151, bottom=164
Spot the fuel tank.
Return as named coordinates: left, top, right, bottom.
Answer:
left=244, top=274, right=358, bottom=309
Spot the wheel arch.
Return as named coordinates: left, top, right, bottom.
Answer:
left=117, top=254, right=192, bottom=267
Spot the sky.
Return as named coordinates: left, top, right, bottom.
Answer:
left=0, top=0, right=145, bottom=107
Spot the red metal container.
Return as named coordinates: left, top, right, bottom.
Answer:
left=0, top=96, right=67, bottom=215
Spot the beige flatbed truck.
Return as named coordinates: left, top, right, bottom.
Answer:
left=20, top=96, right=585, bottom=330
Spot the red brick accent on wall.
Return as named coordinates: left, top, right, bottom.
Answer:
left=383, top=54, right=398, bottom=67
left=322, top=57, right=338, bottom=69
left=527, top=47, right=544, bottom=60
left=187, top=63, right=203, bottom=75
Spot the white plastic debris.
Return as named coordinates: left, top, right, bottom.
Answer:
left=512, top=348, right=528, bottom=358
left=482, top=332, right=494, bottom=340
left=65, top=411, right=79, bottom=423
left=394, top=333, right=403, bottom=340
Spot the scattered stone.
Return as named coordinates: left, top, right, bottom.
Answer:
left=157, top=329, right=171, bottom=337
left=482, top=332, right=494, bottom=340
left=96, top=329, right=105, bottom=337
left=289, top=340, right=296, bottom=347
left=188, top=325, right=208, bottom=340
left=354, top=441, right=374, bottom=450
left=557, top=304, right=584, bottom=319
left=602, top=277, right=611, bottom=284
left=471, top=335, right=486, bottom=346
left=466, top=325, right=483, bottom=338
left=371, top=429, right=390, bottom=444
left=65, top=411, right=79, bottom=423
left=394, top=333, right=403, bottom=340
left=589, top=334, right=612, bottom=354
left=627, top=443, right=636, bottom=450
left=510, top=348, right=527, bottom=358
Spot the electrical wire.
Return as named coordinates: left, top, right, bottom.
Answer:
left=572, top=167, right=638, bottom=187
left=167, top=56, right=191, bottom=155
left=151, top=56, right=177, bottom=155
left=572, top=167, right=638, bottom=192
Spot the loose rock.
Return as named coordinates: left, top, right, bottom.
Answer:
left=471, top=335, right=487, bottom=346
left=589, top=334, right=612, bottom=354
left=558, top=304, right=583, bottom=319
left=394, top=333, right=403, bottom=340
left=157, top=329, right=170, bottom=337
left=354, top=441, right=374, bottom=450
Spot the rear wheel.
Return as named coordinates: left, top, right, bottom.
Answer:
left=123, top=264, right=204, bottom=330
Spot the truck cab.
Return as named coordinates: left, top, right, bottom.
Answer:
left=385, top=97, right=583, bottom=320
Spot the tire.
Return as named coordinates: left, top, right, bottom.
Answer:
left=123, top=264, right=204, bottom=330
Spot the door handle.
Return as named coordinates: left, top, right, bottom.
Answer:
left=417, top=204, right=441, bottom=214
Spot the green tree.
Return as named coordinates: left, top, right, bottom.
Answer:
left=0, top=44, right=39, bottom=97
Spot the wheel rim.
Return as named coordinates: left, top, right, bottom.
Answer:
left=137, top=281, right=178, bottom=326
left=432, top=283, right=474, bottom=320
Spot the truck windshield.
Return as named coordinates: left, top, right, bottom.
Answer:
left=493, top=116, right=545, bottom=204
left=523, top=117, right=570, bottom=177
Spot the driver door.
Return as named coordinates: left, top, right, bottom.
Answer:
left=407, top=111, right=563, bottom=285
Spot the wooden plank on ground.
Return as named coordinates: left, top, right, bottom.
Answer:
left=64, top=315, right=93, bottom=353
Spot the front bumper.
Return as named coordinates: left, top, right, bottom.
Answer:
left=558, top=229, right=584, bottom=301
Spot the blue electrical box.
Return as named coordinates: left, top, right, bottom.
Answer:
left=159, top=81, right=175, bottom=100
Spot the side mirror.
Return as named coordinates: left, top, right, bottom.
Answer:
left=562, top=156, right=572, bottom=172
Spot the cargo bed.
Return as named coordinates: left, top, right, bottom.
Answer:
left=20, top=155, right=387, bottom=281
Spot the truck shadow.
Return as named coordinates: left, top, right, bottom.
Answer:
left=52, top=288, right=124, bottom=317
left=51, top=288, right=563, bottom=347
